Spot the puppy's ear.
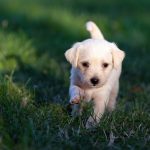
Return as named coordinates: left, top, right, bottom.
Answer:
left=111, top=43, right=125, bottom=69
left=65, top=43, right=81, bottom=67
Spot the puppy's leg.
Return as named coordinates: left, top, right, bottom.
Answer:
left=69, top=85, right=83, bottom=104
left=86, top=93, right=109, bottom=129
left=107, top=81, right=119, bottom=112
left=69, top=85, right=84, bottom=116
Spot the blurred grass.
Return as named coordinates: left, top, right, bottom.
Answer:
left=0, top=0, right=150, bottom=149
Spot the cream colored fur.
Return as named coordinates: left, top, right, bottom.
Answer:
left=65, top=21, right=125, bottom=128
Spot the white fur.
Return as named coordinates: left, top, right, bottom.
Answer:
left=86, top=21, right=104, bottom=39
left=65, top=21, right=125, bottom=128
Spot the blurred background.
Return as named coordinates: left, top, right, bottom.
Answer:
left=0, top=0, right=149, bottom=101
left=0, top=0, right=150, bottom=149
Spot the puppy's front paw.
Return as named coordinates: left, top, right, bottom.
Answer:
left=70, top=96, right=80, bottom=104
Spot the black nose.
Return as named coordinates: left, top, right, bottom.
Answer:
left=90, top=77, right=99, bottom=85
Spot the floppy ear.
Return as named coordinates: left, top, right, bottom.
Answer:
left=111, top=43, right=125, bottom=69
left=65, top=42, right=81, bottom=67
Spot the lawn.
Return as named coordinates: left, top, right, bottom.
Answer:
left=0, top=0, right=150, bottom=149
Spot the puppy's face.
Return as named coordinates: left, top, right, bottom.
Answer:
left=65, top=39, right=125, bottom=88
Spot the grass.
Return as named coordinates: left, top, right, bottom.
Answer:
left=0, top=0, right=150, bottom=149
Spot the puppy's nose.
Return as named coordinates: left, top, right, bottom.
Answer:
left=90, top=77, right=99, bottom=85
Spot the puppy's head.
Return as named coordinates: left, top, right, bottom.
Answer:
left=65, top=21, right=125, bottom=88
left=65, top=39, right=125, bottom=88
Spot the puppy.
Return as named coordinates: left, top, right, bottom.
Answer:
left=65, top=21, right=125, bottom=128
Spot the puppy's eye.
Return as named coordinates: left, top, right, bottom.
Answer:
left=102, top=63, right=109, bottom=68
left=82, top=62, right=89, bottom=68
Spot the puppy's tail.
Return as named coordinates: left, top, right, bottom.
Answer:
left=86, top=21, right=104, bottom=40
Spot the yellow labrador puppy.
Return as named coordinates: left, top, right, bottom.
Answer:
left=65, top=21, right=125, bottom=128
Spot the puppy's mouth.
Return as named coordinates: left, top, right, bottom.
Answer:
left=90, top=84, right=101, bottom=88
left=88, top=82, right=102, bottom=88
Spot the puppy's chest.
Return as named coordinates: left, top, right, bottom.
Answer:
left=82, top=89, right=95, bottom=102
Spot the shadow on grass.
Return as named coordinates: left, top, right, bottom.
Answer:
left=0, top=8, right=75, bottom=103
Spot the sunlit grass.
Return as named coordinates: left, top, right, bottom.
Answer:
left=0, top=31, right=36, bottom=71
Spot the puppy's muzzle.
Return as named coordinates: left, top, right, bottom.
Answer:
left=90, top=77, right=99, bottom=86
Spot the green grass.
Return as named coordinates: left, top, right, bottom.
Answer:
left=0, top=0, right=150, bottom=149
